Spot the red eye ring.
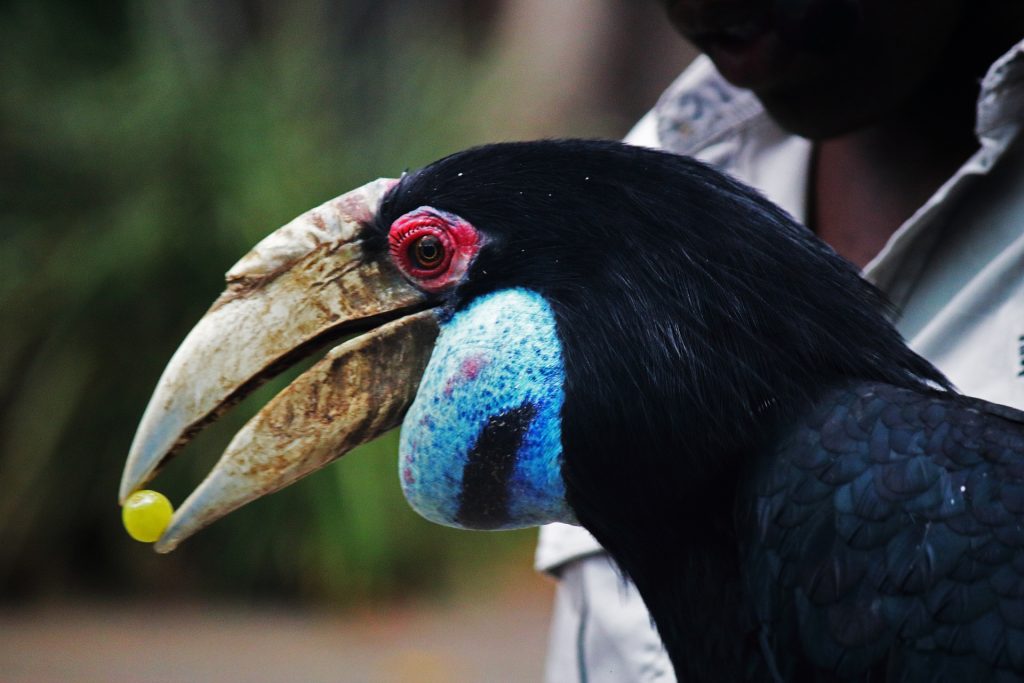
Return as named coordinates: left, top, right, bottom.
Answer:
left=388, top=207, right=480, bottom=292
left=393, top=223, right=452, bottom=278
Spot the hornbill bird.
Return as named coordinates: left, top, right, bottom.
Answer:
left=120, top=139, right=1024, bottom=681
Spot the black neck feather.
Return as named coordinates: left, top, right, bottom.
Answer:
left=377, top=139, right=952, bottom=677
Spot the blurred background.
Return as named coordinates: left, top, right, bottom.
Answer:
left=0, top=0, right=694, bottom=679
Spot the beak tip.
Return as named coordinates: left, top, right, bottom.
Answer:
left=153, top=514, right=188, bottom=553
left=153, top=538, right=177, bottom=554
left=120, top=418, right=180, bottom=506
left=118, top=462, right=148, bottom=507
left=117, top=480, right=133, bottom=507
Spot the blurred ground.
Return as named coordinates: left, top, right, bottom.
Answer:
left=0, top=568, right=553, bottom=683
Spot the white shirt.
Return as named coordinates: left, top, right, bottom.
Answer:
left=537, top=41, right=1024, bottom=575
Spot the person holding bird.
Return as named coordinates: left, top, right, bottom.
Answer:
left=537, top=1, right=1024, bottom=681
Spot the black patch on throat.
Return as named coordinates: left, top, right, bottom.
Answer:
left=455, top=403, right=537, bottom=529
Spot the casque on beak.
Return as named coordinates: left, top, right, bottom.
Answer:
left=119, top=178, right=440, bottom=552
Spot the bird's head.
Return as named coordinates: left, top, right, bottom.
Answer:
left=120, top=139, right=946, bottom=553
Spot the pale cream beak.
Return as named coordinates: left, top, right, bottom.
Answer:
left=119, top=178, right=440, bottom=552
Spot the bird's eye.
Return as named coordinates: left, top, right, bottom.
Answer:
left=388, top=207, right=480, bottom=293
left=411, top=235, right=444, bottom=269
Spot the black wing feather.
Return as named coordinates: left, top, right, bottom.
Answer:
left=749, top=382, right=1024, bottom=681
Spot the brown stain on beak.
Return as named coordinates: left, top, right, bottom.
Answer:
left=155, top=309, right=440, bottom=551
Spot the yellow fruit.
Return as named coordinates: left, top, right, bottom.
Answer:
left=122, top=490, right=174, bottom=543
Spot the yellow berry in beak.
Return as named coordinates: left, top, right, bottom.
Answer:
left=122, top=490, right=174, bottom=543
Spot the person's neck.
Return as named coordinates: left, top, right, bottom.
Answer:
left=809, top=115, right=976, bottom=269
left=809, top=17, right=1023, bottom=269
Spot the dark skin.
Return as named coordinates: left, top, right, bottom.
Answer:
left=661, top=0, right=1024, bottom=267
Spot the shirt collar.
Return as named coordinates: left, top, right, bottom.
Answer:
left=653, top=56, right=764, bottom=157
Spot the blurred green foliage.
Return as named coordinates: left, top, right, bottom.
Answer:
left=0, top=0, right=542, bottom=603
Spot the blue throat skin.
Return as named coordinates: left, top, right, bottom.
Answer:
left=399, top=288, right=575, bottom=530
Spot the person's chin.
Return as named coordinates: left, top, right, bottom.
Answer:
left=698, top=29, right=792, bottom=91
left=753, top=81, right=884, bottom=141
left=696, top=40, right=867, bottom=139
